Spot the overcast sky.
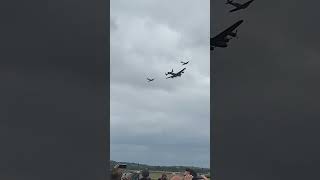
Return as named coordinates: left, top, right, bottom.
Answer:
left=110, top=0, right=210, bottom=168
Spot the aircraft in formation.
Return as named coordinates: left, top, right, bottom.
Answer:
left=226, top=0, right=255, bottom=12
left=146, top=1, right=255, bottom=83
left=181, top=61, right=189, bottom=65
left=147, top=78, right=155, bottom=82
left=210, top=20, right=243, bottom=51
left=165, top=68, right=186, bottom=79
left=210, top=0, right=255, bottom=51
left=147, top=60, right=189, bottom=82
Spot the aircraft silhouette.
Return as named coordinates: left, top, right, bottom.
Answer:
left=147, top=78, right=154, bottom=82
left=181, top=61, right=189, bottom=65
left=210, top=20, right=243, bottom=51
left=226, top=0, right=255, bottom=12
left=166, top=68, right=186, bottom=79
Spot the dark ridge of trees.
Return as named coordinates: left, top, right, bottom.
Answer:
left=110, top=160, right=210, bottom=174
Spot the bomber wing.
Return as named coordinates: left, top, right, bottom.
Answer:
left=212, top=20, right=244, bottom=42
left=177, top=68, right=186, bottom=74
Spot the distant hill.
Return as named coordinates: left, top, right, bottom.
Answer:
left=110, top=160, right=210, bottom=174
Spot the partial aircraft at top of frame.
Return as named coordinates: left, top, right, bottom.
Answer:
left=211, top=0, right=255, bottom=51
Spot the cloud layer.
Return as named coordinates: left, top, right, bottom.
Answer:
left=110, top=0, right=210, bottom=168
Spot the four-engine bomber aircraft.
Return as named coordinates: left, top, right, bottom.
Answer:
left=210, top=19, right=243, bottom=51
left=166, top=68, right=186, bottom=79
left=226, top=0, right=255, bottom=12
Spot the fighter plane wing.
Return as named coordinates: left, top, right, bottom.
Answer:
left=229, top=7, right=242, bottom=12
left=229, top=0, right=254, bottom=12
left=211, top=20, right=244, bottom=41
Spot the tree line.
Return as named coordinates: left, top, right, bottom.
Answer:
left=110, top=161, right=210, bottom=174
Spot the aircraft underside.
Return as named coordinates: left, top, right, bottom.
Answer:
left=213, top=41, right=228, bottom=47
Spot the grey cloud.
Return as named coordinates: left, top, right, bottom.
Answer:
left=111, top=0, right=210, bottom=168
left=110, top=16, right=118, bottom=31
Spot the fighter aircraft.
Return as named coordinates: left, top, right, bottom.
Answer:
left=166, top=68, right=186, bottom=79
left=181, top=61, right=189, bottom=65
left=210, top=20, right=244, bottom=51
left=147, top=78, right=154, bottom=82
left=226, top=0, right=255, bottom=12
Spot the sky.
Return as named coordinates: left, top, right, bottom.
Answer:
left=110, top=0, right=210, bottom=168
